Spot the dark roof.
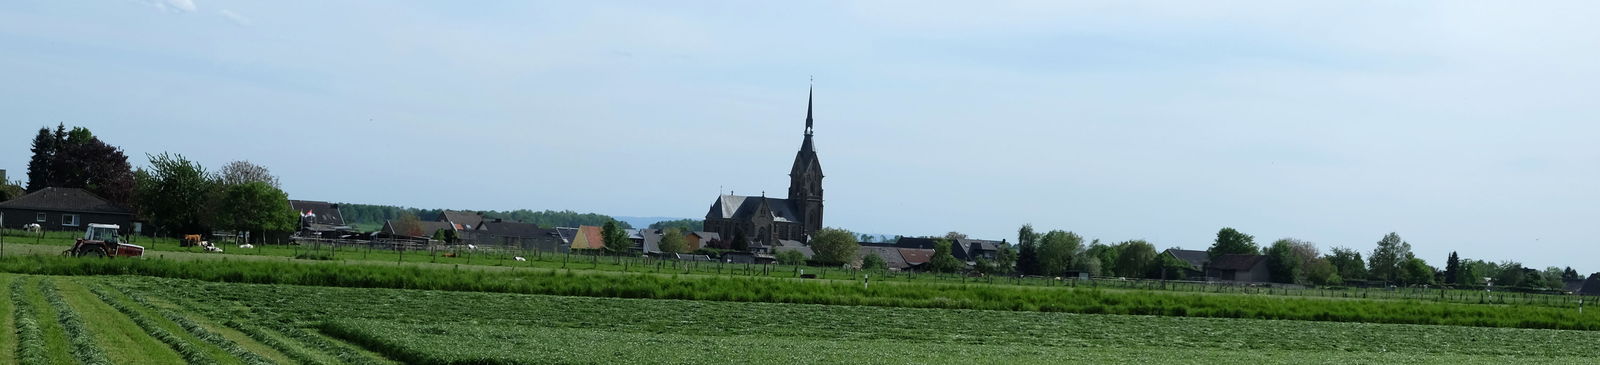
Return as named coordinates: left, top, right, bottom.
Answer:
left=476, top=221, right=554, bottom=238
left=440, top=210, right=484, bottom=230
left=705, top=195, right=800, bottom=223
left=1208, top=254, right=1267, bottom=271
left=898, top=248, right=934, bottom=265
left=1582, top=274, right=1600, bottom=296
left=957, top=238, right=1004, bottom=252
left=289, top=200, right=345, bottom=226
left=1163, top=249, right=1210, bottom=269
left=555, top=227, right=578, bottom=244
left=1564, top=279, right=1586, bottom=293
left=895, top=237, right=972, bottom=260
left=0, top=187, right=129, bottom=215
left=381, top=219, right=455, bottom=238
left=774, top=246, right=814, bottom=259
left=859, top=246, right=909, bottom=269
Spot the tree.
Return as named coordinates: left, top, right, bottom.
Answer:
left=1207, top=228, right=1258, bottom=260
left=601, top=220, right=632, bottom=255
left=1398, top=258, right=1436, bottom=286
left=430, top=229, right=460, bottom=243
left=1444, top=251, right=1461, bottom=285
left=1493, top=261, right=1524, bottom=288
left=395, top=213, right=425, bottom=237
left=809, top=227, right=860, bottom=266
left=1154, top=254, right=1193, bottom=280
left=1086, top=241, right=1118, bottom=277
left=1327, top=247, right=1367, bottom=281
left=1264, top=239, right=1300, bottom=284
left=1368, top=232, right=1413, bottom=284
left=659, top=228, right=688, bottom=254
left=215, top=182, right=297, bottom=243
left=775, top=250, right=806, bottom=265
left=943, top=231, right=968, bottom=240
left=1037, top=230, right=1084, bottom=276
left=994, top=243, right=1017, bottom=274
left=731, top=232, right=750, bottom=252
left=25, top=126, right=55, bottom=192
left=861, top=253, right=888, bottom=271
left=927, top=239, right=965, bottom=273
left=1304, top=257, right=1342, bottom=286
left=217, top=160, right=280, bottom=188
left=1016, top=224, right=1040, bottom=275
left=0, top=180, right=22, bottom=201
left=1562, top=267, right=1582, bottom=281
left=648, top=219, right=703, bottom=232
left=136, top=153, right=215, bottom=236
left=1113, top=240, right=1157, bottom=278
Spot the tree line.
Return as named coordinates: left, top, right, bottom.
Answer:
left=340, top=204, right=633, bottom=230
left=19, top=124, right=297, bottom=241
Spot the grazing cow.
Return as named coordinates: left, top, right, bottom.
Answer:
left=182, top=235, right=203, bottom=247
left=514, top=256, right=526, bottom=261
left=466, top=244, right=478, bottom=250
left=23, top=223, right=41, bottom=232
left=442, top=252, right=458, bottom=258
left=239, top=243, right=255, bottom=249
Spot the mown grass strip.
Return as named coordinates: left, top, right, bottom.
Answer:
left=40, top=279, right=113, bottom=365
left=11, top=278, right=47, bottom=365
left=221, top=319, right=329, bottom=365
left=112, top=287, right=275, bottom=365
left=87, top=285, right=218, bottom=365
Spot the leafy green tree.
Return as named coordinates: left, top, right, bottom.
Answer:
left=1207, top=228, right=1259, bottom=260
left=775, top=249, right=806, bottom=265
left=1368, top=232, right=1414, bottom=284
left=731, top=232, right=750, bottom=252
left=1264, top=239, right=1300, bottom=284
left=994, top=243, right=1017, bottom=274
left=861, top=253, right=888, bottom=271
left=601, top=221, right=632, bottom=255
left=1304, top=257, right=1342, bottom=286
left=1562, top=267, right=1582, bottom=281
left=136, top=153, right=215, bottom=236
left=216, top=182, right=298, bottom=243
left=1037, top=230, right=1084, bottom=276
left=217, top=160, right=280, bottom=188
left=1493, top=261, right=1524, bottom=288
left=1399, top=258, right=1436, bottom=286
left=927, top=239, right=965, bottom=273
left=659, top=228, right=688, bottom=254
left=1327, top=247, right=1367, bottom=281
left=943, top=231, right=968, bottom=240
left=1154, top=253, right=1193, bottom=280
left=809, top=227, right=860, bottom=266
left=1113, top=240, right=1157, bottom=278
left=431, top=229, right=448, bottom=242
left=648, top=219, right=702, bottom=232
left=0, top=180, right=22, bottom=201
left=1086, top=241, right=1118, bottom=277
left=1016, top=224, right=1041, bottom=275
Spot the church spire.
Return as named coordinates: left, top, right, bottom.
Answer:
left=804, top=82, right=814, bottom=136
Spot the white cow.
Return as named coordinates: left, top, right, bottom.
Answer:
left=239, top=243, right=255, bottom=249
left=514, top=256, right=527, bottom=262
left=23, top=223, right=41, bottom=232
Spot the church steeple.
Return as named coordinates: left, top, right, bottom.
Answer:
left=789, top=84, right=824, bottom=240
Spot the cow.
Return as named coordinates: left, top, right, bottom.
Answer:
left=442, top=252, right=458, bottom=258
left=23, top=223, right=41, bottom=232
left=182, top=235, right=203, bottom=247
left=238, top=243, right=255, bottom=249
left=514, top=256, right=527, bottom=262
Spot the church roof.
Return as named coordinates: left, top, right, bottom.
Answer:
left=705, top=195, right=800, bottom=223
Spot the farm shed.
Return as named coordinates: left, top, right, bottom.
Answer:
left=0, top=187, right=134, bottom=233
left=857, top=246, right=909, bottom=270
left=289, top=200, right=352, bottom=237
left=1206, top=254, right=1272, bottom=283
left=1160, top=249, right=1210, bottom=279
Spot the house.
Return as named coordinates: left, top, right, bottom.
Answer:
left=687, top=231, right=719, bottom=251
left=288, top=200, right=351, bottom=237
left=439, top=210, right=485, bottom=230
left=0, top=187, right=134, bottom=233
left=1206, top=254, right=1271, bottom=283
left=1160, top=249, right=1210, bottom=279
left=771, top=239, right=814, bottom=261
left=470, top=219, right=568, bottom=253
left=954, top=238, right=1006, bottom=262
left=379, top=219, right=454, bottom=239
left=570, top=225, right=605, bottom=251
left=1581, top=273, right=1600, bottom=296
left=898, top=248, right=935, bottom=269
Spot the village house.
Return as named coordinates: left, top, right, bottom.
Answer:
left=469, top=219, right=567, bottom=253
left=1159, top=249, right=1210, bottom=279
left=288, top=200, right=352, bottom=238
left=0, top=187, right=135, bottom=233
left=1205, top=254, right=1272, bottom=283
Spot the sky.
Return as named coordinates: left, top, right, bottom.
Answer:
left=1, top=1, right=1596, bottom=273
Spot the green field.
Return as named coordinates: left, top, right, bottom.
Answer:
left=0, top=273, right=1588, bottom=364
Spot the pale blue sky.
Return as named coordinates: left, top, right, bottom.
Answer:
left=2, top=1, right=1596, bottom=273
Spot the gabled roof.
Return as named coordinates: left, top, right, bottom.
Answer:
left=289, top=200, right=345, bottom=226
left=689, top=231, right=721, bottom=246
left=0, top=187, right=129, bottom=214
left=898, top=248, right=935, bottom=265
left=896, top=237, right=971, bottom=260
left=1163, top=249, right=1210, bottom=269
left=1581, top=274, right=1600, bottom=296
left=956, top=238, right=1004, bottom=252
left=381, top=219, right=455, bottom=238
left=1209, top=254, right=1267, bottom=271
left=705, top=195, right=800, bottom=223
left=555, top=227, right=578, bottom=244
left=440, top=210, right=484, bottom=230
left=859, top=246, right=909, bottom=269
left=476, top=221, right=555, bottom=239
left=576, top=225, right=605, bottom=250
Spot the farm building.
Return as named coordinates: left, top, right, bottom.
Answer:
left=289, top=200, right=352, bottom=237
left=379, top=219, right=454, bottom=239
left=1160, top=249, right=1210, bottom=279
left=440, top=210, right=485, bottom=230
left=1205, top=254, right=1272, bottom=283
left=892, top=237, right=1006, bottom=264
left=1582, top=274, right=1600, bottom=296
left=468, top=219, right=568, bottom=252
left=0, top=187, right=134, bottom=233
left=688, top=231, right=721, bottom=250
left=857, top=246, right=910, bottom=270
left=569, top=225, right=605, bottom=251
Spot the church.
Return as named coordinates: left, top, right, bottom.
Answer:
left=703, top=87, right=824, bottom=249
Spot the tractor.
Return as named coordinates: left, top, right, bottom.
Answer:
left=63, top=223, right=145, bottom=258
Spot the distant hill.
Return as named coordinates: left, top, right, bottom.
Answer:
left=340, top=203, right=634, bottom=231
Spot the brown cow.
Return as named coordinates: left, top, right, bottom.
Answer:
left=182, top=235, right=202, bottom=247
left=442, top=252, right=458, bottom=258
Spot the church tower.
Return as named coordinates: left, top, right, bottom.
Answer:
left=788, top=86, right=825, bottom=240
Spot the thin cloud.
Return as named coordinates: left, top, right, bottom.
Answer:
left=219, top=9, right=251, bottom=26
left=140, top=0, right=197, bottom=13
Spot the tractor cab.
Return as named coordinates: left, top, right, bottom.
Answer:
left=85, top=224, right=121, bottom=244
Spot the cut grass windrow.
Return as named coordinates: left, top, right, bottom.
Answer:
left=112, top=286, right=276, bottom=365
left=221, top=319, right=329, bottom=365
left=40, top=280, right=112, bottom=365
left=11, top=279, right=47, bottom=365
left=86, top=285, right=217, bottom=365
